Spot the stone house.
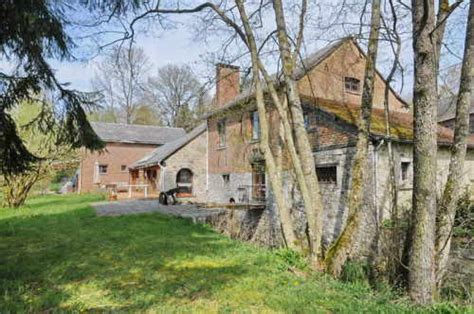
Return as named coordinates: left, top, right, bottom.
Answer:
left=205, top=37, right=474, bottom=248
left=78, top=122, right=185, bottom=193
left=129, top=123, right=208, bottom=202
left=438, top=99, right=474, bottom=134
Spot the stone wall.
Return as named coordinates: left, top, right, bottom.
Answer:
left=160, top=131, right=208, bottom=203
left=207, top=172, right=253, bottom=204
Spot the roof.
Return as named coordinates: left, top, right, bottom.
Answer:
left=207, top=37, right=408, bottom=119
left=90, top=122, right=186, bottom=145
left=131, top=123, right=207, bottom=169
left=300, top=95, right=474, bottom=147
left=438, top=94, right=474, bottom=122
left=293, top=38, right=348, bottom=80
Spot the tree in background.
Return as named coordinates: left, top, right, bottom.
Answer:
left=2, top=101, right=77, bottom=208
left=0, top=0, right=104, bottom=175
left=145, top=64, right=206, bottom=130
left=132, top=104, right=163, bottom=126
left=92, top=46, right=150, bottom=124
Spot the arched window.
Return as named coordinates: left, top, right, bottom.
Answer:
left=176, top=168, right=193, bottom=195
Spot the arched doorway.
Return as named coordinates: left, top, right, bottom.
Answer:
left=176, top=168, right=193, bottom=196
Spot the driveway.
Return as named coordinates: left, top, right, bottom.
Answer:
left=93, top=199, right=225, bottom=223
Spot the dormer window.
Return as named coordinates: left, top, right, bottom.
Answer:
left=344, top=77, right=361, bottom=93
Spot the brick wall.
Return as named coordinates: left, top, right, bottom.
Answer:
left=297, top=40, right=407, bottom=113
left=79, top=142, right=159, bottom=192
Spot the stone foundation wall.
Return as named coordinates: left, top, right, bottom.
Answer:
left=207, top=172, right=253, bottom=204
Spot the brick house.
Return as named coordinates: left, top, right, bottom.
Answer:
left=129, top=123, right=208, bottom=202
left=205, top=37, right=474, bottom=247
left=78, top=122, right=185, bottom=193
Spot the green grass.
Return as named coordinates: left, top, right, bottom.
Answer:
left=0, top=194, right=468, bottom=312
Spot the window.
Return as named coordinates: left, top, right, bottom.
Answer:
left=400, top=161, right=410, bottom=183
left=316, top=165, right=337, bottom=184
left=121, top=165, right=127, bottom=172
left=222, top=174, right=230, bottom=185
left=217, top=119, right=226, bottom=147
left=303, top=113, right=310, bottom=129
left=99, top=164, right=108, bottom=175
left=251, top=111, right=260, bottom=140
left=177, top=168, right=193, bottom=195
left=344, top=77, right=361, bottom=93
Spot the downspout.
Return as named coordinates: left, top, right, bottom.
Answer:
left=159, top=161, right=167, bottom=192
left=373, top=138, right=385, bottom=223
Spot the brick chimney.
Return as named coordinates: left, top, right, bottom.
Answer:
left=216, top=63, right=240, bottom=107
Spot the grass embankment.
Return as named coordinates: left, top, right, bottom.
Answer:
left=0, top=194, right=467, bottom=312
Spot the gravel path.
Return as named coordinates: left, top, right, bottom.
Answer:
left=93, top=199, right=225, bottom=223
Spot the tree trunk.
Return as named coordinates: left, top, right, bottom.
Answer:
left=408, top=0, right=438, bottom=304
left=435, top=0, right=473, bottom=290
left=324, top=0, right=381, bottom=277
left=3, top=171, right=39, bottom=208
left=235, top=0, right=299, bottom=250
left=272, top=0, right=325, bottom=263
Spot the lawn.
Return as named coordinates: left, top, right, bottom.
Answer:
left=0, top=194, right=467, bottom=312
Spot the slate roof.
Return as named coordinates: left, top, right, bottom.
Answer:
left=131, top=123, right=207, bottom=169
left=300, top=95, right=474, bottom=147
left=90, top=122, right=186, bottom=145
left=437, top=94, right=474, bottom=122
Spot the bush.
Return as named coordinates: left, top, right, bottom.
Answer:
left=340, top=261, right=370, bottom=285
left=453, top=188, right=473, bottom=238
left=273, top=248, right=308, bottom=272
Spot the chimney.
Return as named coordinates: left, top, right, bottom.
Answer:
left=216, top=63, right=240, bottom=107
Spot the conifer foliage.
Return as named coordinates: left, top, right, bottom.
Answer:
left=0, top=0, right=104, bottom=174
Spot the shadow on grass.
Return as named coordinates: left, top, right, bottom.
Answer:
left=0, top=196, right=253, bottom=311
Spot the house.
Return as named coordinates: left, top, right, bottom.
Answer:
left=78, top=122, right=185, bottom=193
left=129, top=123, right=208, bottom=202
left=438, top=91, right=474, bottom=134
left=205, top=37, right=474, bottom=247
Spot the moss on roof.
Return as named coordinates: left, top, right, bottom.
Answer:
left=301, top=95, right=461, bottom=145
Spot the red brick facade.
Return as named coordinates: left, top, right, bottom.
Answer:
left=78, top=142, right=159, bottom=192
left=215, top=63, right=240, bottom=107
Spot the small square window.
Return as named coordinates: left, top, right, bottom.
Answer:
left=99, top=164, right=108, bottom=174
left=121, top=165, right=127, bottom=172
left=222, top=174, right=230, bottom=185
left=344, top=77, right=361, bottom=93
left=316, top=165, right=337, bottom=184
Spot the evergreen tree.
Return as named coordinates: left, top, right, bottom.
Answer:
left=0, top=0, right=105, bottom=174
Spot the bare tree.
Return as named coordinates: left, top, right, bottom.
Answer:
left=145, top=64, right=204, bottom=129
left=408, top=0, right=440, bottom=304
left=435, top=0, right=473, bottom=290
left=93, top=46, right=150, bottom=124
left=324, top=0, right=381, bottom=277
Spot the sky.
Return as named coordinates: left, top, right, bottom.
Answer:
left=3, top=1, right=468, bottom=102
